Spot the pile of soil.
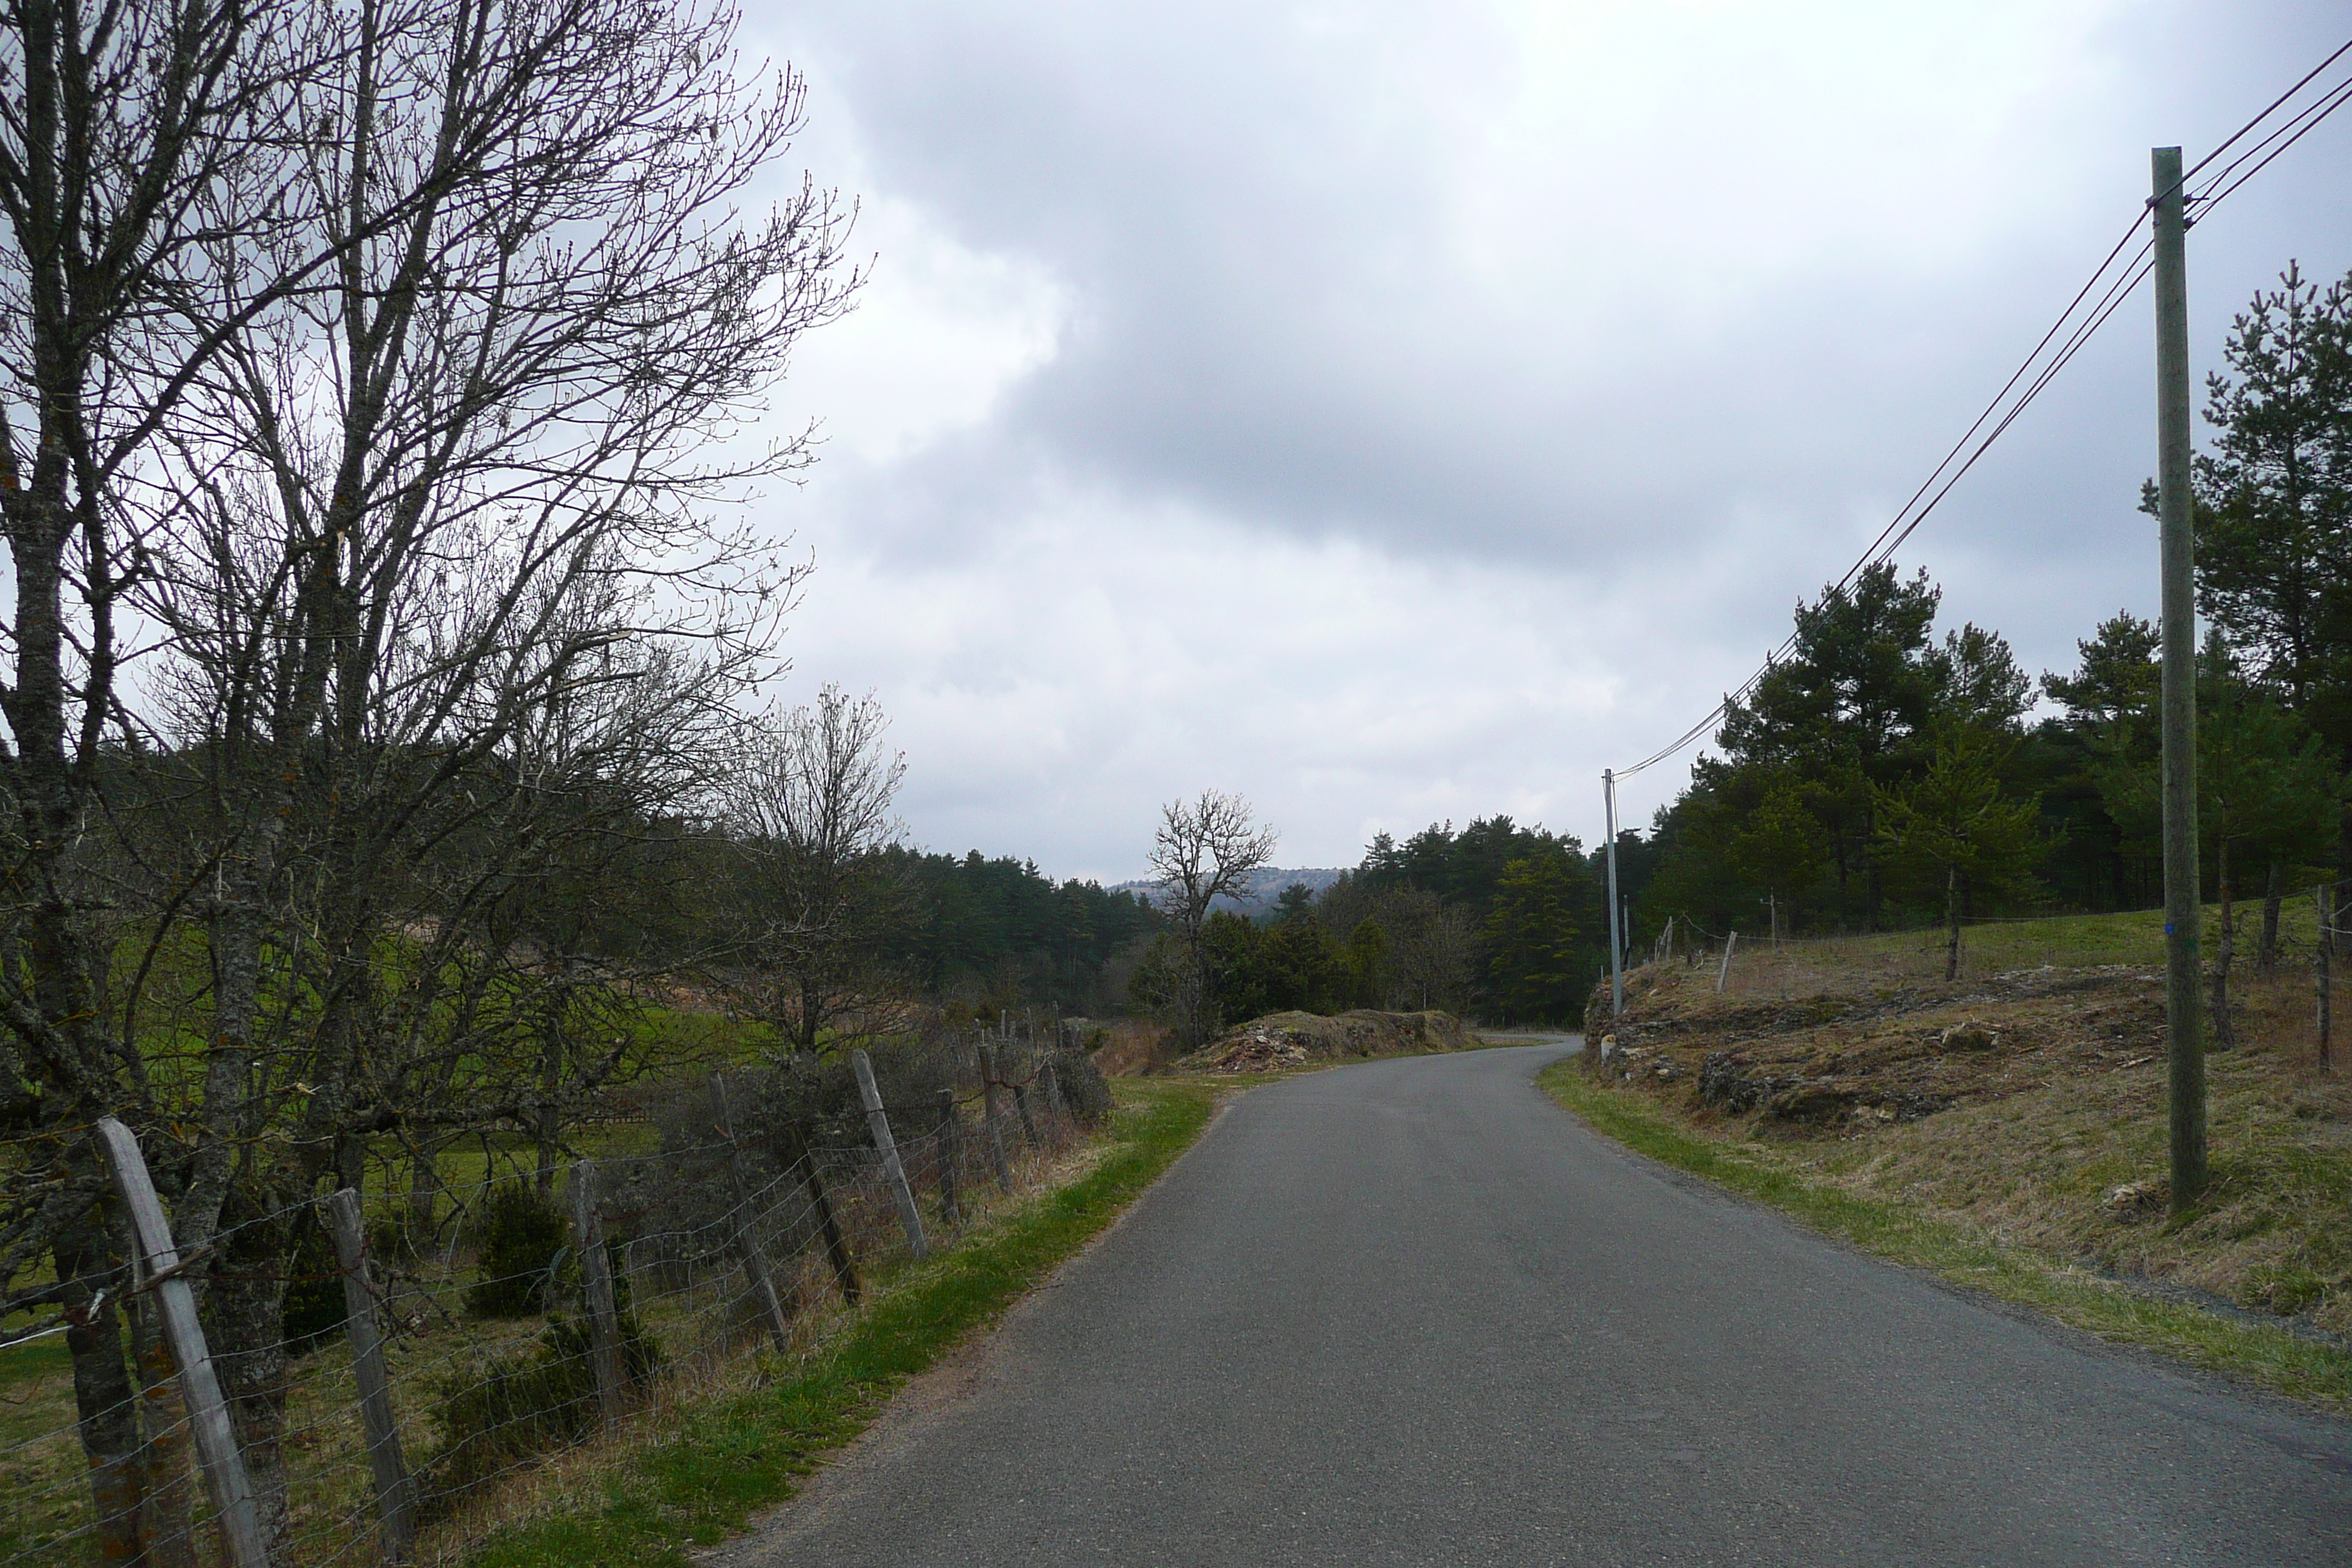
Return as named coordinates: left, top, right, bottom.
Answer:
left=1587, top=963, right=2171, bottom=1132
left=1181, top=1009, right=1476, bottom=1074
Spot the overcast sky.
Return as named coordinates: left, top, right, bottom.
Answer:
left=728, top=0, right=2352, bottom=883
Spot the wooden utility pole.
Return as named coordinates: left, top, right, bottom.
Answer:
left=2152, top=143, right=2207, bottom=1212
left=1603, top=769, right=1624, bottom=1017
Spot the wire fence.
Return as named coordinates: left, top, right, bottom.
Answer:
left=1627, top=883, right=2348, bottom=1072
left=0, top=1041, right=1102, bottom=1568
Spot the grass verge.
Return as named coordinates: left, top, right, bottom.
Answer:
left=1539, top=1060, right=2352, bottom=1411
left=465, top=1079, right=1215, bottom=1568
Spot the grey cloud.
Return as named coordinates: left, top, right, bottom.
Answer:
left=741, top=0, right=2352, bottom=873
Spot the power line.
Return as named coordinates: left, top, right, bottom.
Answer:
left=1610, top=39, right=2352, bottom=782
left=2183, top=35, right=2352, bottom=183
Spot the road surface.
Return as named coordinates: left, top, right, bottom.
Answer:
left=725, top=1043, right=2351, bottom=1566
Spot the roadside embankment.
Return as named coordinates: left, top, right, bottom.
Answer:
left=1548, top=946, right=2352, bottom=1409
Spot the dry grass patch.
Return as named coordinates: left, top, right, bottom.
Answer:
left=1589, top=944, right=2352, bottom=1349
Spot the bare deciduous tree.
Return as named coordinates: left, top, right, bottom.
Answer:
left=1148, top=789, right=1277, bottom=1050
left=0, top=4, right=336, bottom=1546
left=0, top=0, right=856, bottom=1549
left=721, top=685, right=910, bottom=1058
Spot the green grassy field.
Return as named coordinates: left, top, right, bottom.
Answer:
left=1715, top=894, right=2329, bottom=992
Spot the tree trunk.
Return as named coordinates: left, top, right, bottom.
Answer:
left=132, top=1293, right=198, bottom=1568
left=2259, top=859, right=2282, bottom=976
left=2212, top=838, right=2237, bottom=1050
left=210, top=1188, right=296, bottom=1553
left=1943, top=863, right=1961, bottom=983
left=56, top=1206, right=145, bottom=1568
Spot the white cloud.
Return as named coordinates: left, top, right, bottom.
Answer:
left=780, top=197, right=1067, bottom=464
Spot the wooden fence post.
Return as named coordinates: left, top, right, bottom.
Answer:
left=2321, top=885, right=2334, bottom=1074
left=934, top=1088, right=963, bottom=1226
left=325, top=1188, right=416, bottom=1563
left=1008, top=1034, right=1041, bottom=1147
left=850, top=1051, right=929, bottom=1261
left=568, top=1162, right=626, bottom=1422
left=1039, top=1058, right=1064, bottom=1122
left=711, top=1074, right=797, bottom=1352
left=1716, top=931, right=1738, bottom=994
left=787, top=1126, right=861, bottom=1305
left=93, top=1119, right=268, bottom=1568
left=977, top=1040, right=1012, bottom=1188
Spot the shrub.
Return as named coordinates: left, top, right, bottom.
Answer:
left=1047, top=1047, right=1114, bottom=1126
left=464, top=1186, right=569, bottom=1319
left=427, top=1311, right=664, bottom=1501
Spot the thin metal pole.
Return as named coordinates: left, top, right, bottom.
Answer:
left=1604, top=769, right=1624, bottom=1017
left=2152, top=143, right=2207, bottom=1212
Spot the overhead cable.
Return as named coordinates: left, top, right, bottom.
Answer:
left=1608, top=38, right=2352, bottom=781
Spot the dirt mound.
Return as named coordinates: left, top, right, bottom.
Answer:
left=1183, top=1009, right=1477, bottom=1074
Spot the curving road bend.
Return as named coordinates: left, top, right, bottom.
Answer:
left=723, top=1043, right=2351, bottom=1567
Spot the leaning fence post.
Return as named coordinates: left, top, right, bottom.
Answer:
left=711, top=1074, right=797, bottom=1352
left=325, top=1188, right=416, bottom=1563
left=568, top=1161, right=626, bottom=1422
left=934, top=1088, right=963, bottom=1226
left=1716, top=931, right=1738, bottom=994
left=788, top=1126, right=862, bottom=1305
left=850, top=1050, right=929, bottom=1261
left=94, top=1119, right=268, bottom=1568
left=1010, top=1077, right=1040, bottom=1146
left=1039, top=1058, right=1064, bottom=1122
left=977, top=1040, right=1012, bottom=1188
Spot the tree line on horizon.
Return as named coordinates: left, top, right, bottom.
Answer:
left=1125, top=813, right=1609, bottom=1035
left=1140, top=255, right=2352, bottom=1038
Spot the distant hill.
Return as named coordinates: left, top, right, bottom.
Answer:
left=1112, top=866, right=1346, bottom=916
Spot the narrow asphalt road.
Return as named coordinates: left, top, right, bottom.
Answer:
left=730, top=1044, right=2351, bottom=1566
